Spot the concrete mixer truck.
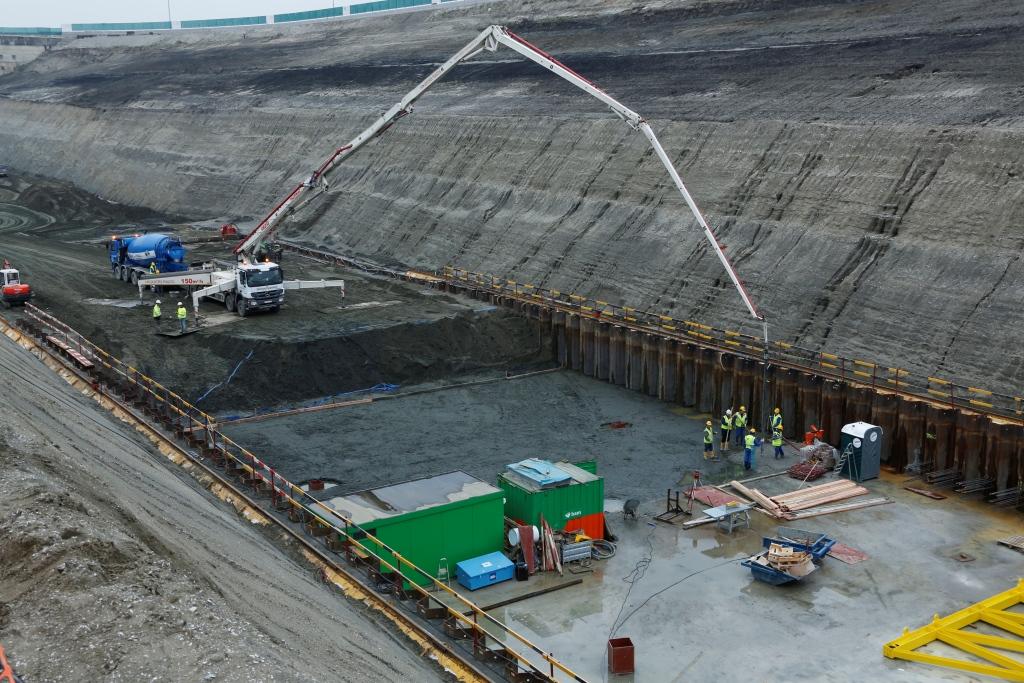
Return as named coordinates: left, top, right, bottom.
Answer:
left=108, top=233, right=188, bottom=285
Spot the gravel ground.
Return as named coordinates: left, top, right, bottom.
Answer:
left=0, top=172, right=550, bottom=412
left=0, top=299, right=441, bottom=681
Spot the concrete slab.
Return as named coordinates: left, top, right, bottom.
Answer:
left=485, top=475, right=1024, bottom=682
left=220, top=370, right=792, bottom=501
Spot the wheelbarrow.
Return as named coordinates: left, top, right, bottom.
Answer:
left=761, top=526, right=836, bottom=563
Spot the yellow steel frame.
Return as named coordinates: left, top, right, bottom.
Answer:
left=883, top=580, right=1024, bottom=681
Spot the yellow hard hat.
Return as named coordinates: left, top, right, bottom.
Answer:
left=739, top=405, right=745, bottom=411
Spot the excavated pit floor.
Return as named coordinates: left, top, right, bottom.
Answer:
left=0, top=171, right=550, bottom=413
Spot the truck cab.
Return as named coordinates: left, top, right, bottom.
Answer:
left=228, top=262, right=285, bottom=316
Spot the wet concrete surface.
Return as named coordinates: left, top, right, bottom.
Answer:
left=468, top=473, right=1024, bottom=682
left=220, top=370, right=762, bottom=500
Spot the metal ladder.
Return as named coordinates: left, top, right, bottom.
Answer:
left=436, top=557, right=450, bottom=586
left=834, top=443, right=856, bottom=476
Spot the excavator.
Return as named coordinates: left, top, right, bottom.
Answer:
left=149, top=25, right=762, bottom=333
left=0, top=259, right=32, bottom=308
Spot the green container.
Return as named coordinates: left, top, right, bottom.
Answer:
left=573, top=459, right=598, bottom=475
left=181, top=16, right=267, bottom=29
left=0, top=27, right=62, bottom=36
left=499, top=461, right=604, bottom=530
left=273, top=7, right=343, bottom=23
left=318, top=471, right=504, bottom=587
left=351, top=0, right=431, bottom=15
left=71, top=21, right=172, bottom=31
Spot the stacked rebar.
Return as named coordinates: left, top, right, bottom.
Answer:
left=925, top=467, right=961, bottom=488
left=989, top=487, right=1023, bottom=508
left=955, top=478, right=994, bottom=494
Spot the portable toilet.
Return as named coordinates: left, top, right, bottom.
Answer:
left=840, top=422, right=882, bottom=481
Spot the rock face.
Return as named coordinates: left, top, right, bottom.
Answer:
left=1, top=0, right=1022, bottom=392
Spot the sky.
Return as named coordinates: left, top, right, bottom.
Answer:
left=2, top=1, right=344, bottom=26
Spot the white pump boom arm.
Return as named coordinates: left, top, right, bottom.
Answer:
left=236, top=25, right=762, bottom=322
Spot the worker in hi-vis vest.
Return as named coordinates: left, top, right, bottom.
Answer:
left=772, top=428, right=785, bottom=459
left=744, top=428, right=761, bottom=471
left=733, top=405, right=747, bottom=447
left=703, top=420, right=715, bottom=460
left=771, top=407, right=783, bottom=432
left=720, top=409, right=733, bottom=451
left=152, top=299, right=162, bottom=329
left=176, top=301, right=187, bottom=334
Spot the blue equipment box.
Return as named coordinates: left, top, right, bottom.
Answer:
left=456, top=552, right=514, bottom=591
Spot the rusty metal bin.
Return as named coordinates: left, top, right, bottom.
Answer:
left=607, top=637, right=634, bottom=674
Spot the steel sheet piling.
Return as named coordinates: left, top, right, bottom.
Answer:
left=658, top=338, right=676, bottom=402
left=610, top=325, right=626, bottom=386
left=642, top=334, right=659, bottom=397
left=870, top=393, right=898, bottom=465
left=581, top=317, right=595, bottom=377
left=552, top=311, right=567, bottom=367
left=627, top=330, right=643, bottom=392
left=959, top=414, right=984, bottom=480
left=567, top=314, right=581, bottom=371
left=697, top=348, right=715, bottom=414
left=679, top=343, right=696, bottom=407
left=596, top=322, right=610, bottom=381
left=926, top=405, right=956, bottom=471
left=896, top=398, right=927, bottom=472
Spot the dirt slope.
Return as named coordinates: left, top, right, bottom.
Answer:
left=0, top=330, right=440, bottom=681
left=0, top=0, right=1022, bottom=390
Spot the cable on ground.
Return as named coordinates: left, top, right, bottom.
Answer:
left=196, top=349, right=253, bottom=402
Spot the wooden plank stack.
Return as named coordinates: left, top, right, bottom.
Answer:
left=729, top=478, right=890, bottom=520
left=772, top=480, right=869, bottom=512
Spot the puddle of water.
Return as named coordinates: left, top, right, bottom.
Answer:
left=84, top=298, right=144, bottom=308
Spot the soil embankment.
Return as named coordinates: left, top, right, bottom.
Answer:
left=1, top=0, right=1023, bottom=391
left=0, top=320, right=438, bottom=681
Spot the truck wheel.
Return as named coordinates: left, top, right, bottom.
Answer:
left=225, top=293, right=236, bottom=312
left=237, top=298, right=248, bottom=318
left=130, top=270, right=138, bottom=285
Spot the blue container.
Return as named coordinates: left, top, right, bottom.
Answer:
left=741, top=557, right=802, bottom=585
left=456, top=552, right=513, bottom=591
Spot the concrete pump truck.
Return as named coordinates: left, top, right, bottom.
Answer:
left=141, top=25, right=761, bottom=338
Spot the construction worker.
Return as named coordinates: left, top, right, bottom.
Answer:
left=744, top=428, right=760, bottom=471
left=720, top=408, right=733, bottom=451
left=772, top=407, right=783, bottom=433
left=176, top=301, right=187, bottom=334
left=733, top=405, right=747, bottom=447
left=149, top=261, right=158, bottom=275
left=703, top=420, right=715, bottom=460
left=152, top=299, right=162, bottom=328
left=772, top=427, right=785, bottom=459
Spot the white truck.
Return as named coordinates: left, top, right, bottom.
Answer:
left=139, top=260, right=344, bottom=318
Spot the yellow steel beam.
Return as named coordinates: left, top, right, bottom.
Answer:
left=883, top=580, right=1024, bottom=681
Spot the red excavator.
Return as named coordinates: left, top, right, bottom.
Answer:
left=0, top=259, right=31, bottom=308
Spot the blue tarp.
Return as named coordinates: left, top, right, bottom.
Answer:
left=505, top=458, right=571, bottom=487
